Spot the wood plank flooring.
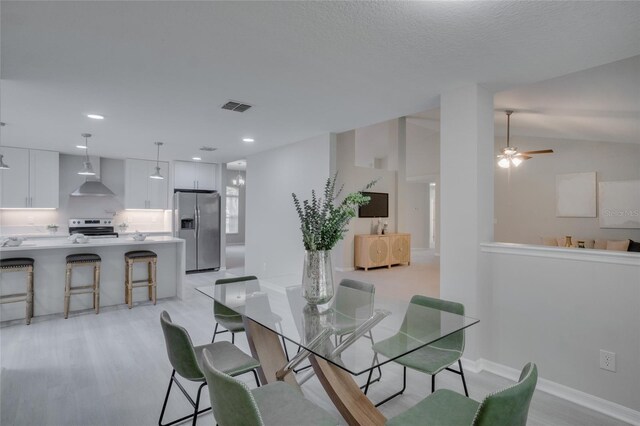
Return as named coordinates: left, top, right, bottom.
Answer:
left=0, top=252, right=630, bottom=425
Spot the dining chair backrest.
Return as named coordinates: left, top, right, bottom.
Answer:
left=403, top=295, right=465, bottom=352
left=201, top=347, right=263, bottom=426
left=214, top=275, right=259, bottom=319
left=473, top=362, right=538, bottom=426
left=160, top=311, right=203, bottom=381
left=333, top=279, right=375, bottom=320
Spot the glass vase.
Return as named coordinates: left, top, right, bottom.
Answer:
left=302, top=250, right=334, bottom=305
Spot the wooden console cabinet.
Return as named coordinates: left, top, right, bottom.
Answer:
left=354, top=233, right=411, bottom=270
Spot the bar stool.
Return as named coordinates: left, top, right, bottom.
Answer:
left=65, top=253, right=101, bottom=319
left=0, top=258, right=35, bottom=325
left=124, top=250, right=157, bottom=309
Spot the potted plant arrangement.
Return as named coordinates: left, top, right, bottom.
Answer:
left=292, top=173, right=375, bottom=304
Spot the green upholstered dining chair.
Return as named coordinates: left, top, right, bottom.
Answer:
left=159, top=311, right=261, bottom=426
left=366, top=295, right=468, bottom=406
left=201, top=348, right=338, bottom=426
left=386, top=362, right=538, bottom=426
left=211, top=275, right=259, bottom=344
left=211, top=275, right=291, bottom=361
left=332, top=279, right=376, bottom=344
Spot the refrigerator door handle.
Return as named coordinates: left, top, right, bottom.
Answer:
left=195, top=206, right=200, bottom=237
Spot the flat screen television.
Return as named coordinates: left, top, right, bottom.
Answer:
left=358, top=192, right=389, bottom=218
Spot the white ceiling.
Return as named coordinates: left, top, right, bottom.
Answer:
left=2, top=1, right=640, bottom=163
left=408, top=55, right=640, bottom=144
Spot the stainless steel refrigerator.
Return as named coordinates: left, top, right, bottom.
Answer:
left=174, top=191, right=221, bottom=272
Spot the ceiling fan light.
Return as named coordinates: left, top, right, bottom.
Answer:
left=498, top=157, right=510, bottom=168
left=511, top=157, right=523, bottom=167
left=503, top=147, right=517, bottom=156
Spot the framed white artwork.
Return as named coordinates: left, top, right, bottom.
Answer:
left=556, top=172, right=597, bottom=218
left=599, top=180, right=640, bottom=228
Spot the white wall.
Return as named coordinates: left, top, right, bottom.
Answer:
left=244, top=134, right=332, bottom=279
left=482, top=244, right=640, bottom=413
left=495, top=136, right=640, bottom=244
left=333, top=130, right=397, bottom=270
left=406, top=121, right=439, bottom=180
left=355, top=119, right=398, bottom=170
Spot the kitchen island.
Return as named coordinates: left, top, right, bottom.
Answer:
left=0, top=236, right=185, bottom=321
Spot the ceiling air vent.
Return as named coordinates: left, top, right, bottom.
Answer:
left=221, top=100, right=252, bottom=113
left=200, top=146, right=217, bottom=152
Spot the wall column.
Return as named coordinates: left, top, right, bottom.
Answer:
left=439, top=84, right=494, bottom=360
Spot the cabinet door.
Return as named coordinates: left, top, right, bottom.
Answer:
left=0, top=147, right=30, bottom=208
left=29, top=150, right=59, bottom=208
left=174, top=161, right=196, bottom=190
left=390, top=234, right=410, bottom=264
left=125, top=159, right=149, bottom=209
left=196, top=162, right=216, bottom=190
left=148, top=161, right=169, bottom=209
left=368, top=237, right=389, bottom=267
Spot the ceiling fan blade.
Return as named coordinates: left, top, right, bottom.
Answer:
left=521, top=149, right=554, bottom=155
left=515, top=154, right=533, bottom=160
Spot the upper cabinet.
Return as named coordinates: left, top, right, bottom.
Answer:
left=125, top=159, right=169, bottom=209
left=0, top=147, right=59, bottom=208
left=174, top=161, right=217, bottom=190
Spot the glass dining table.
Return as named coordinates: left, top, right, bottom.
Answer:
left=197, top=278, right=479, bottom=426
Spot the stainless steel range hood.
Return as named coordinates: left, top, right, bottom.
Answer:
left=71, top=179, right=115, bottom=197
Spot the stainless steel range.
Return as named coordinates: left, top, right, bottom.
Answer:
left=68, top=218, right=119, bottom=238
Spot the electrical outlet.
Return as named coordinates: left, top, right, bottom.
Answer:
left=27, top=216, right=34, bottom=225
left=600, top=350, right=616, bottom=372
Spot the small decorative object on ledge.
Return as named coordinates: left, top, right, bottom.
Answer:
left=47, top=224, right=59, bottom=234
left=292, top=173, right=376, bottom=305
left=565, top=236, right=573, bottom=247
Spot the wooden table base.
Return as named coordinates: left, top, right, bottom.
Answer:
left=243, top=318, right=386, bottom=426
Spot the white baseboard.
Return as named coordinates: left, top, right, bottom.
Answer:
left=461, top=358, right=640, bottom=425
left=334, top=266, right=355, bottom=272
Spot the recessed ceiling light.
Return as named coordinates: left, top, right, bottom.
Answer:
left=192, top=157, right=202, bottom=161
left=87, top=114, right=104, bottom=120
left=76, top=145, right=88, bottom=149
left=242, top=138, right=254, bottom=143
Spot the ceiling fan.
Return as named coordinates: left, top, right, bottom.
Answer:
left=497, top=110, right=553, bottom=168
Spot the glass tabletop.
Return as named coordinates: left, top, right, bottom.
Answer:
left=196, top=278, right=479, bottom=376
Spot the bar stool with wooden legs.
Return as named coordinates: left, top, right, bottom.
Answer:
left=124, top=250, right=157, bottom=309
left=0, top=258, right=35, bottom=325
left=64, top=254, right=101, bottom=319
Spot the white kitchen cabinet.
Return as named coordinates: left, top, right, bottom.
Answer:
left=0, top=147, right=58, bottom=208
left=125, top=159, right=169, bottom=209
left=0, top=147, right=30, bottom=208
left=29, top=149, right=59, bottom=208
left=173, top=161, right=217, bottom=190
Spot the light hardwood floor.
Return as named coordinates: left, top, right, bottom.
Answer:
left=0, top=248, right=629, bottom=425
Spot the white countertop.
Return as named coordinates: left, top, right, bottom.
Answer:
left=0, top=236, right=183, bottom=252
left=0, top=231, right=172, bottom=239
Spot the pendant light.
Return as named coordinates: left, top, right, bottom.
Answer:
left=150, top=142, right=164, bottom=180
left=0, top=122, right=9, bottom=169
left=78, top=133, right=96, bottom=176
left=232, top=173, right=245, bottom=186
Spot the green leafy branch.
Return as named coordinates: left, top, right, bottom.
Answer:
left=292, top=173, right=377, bottom=251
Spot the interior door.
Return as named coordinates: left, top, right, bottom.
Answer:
left=196, top=192, right=221, bottom=270
left=176, top=192, right=197, bottom=271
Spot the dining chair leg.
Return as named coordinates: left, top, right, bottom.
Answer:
left=231, top=332, right=235, bottom=344
left=252, top=369, right=261, bottom=387
left=432, top=373, right=436, bottom=393
left=459, top=360, right=469, bottom=397
left=444, top=359, right=470, bottom=397
left=158, top=370, right=212, bottom=426
left=373, top=366, right=407, bottom=407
